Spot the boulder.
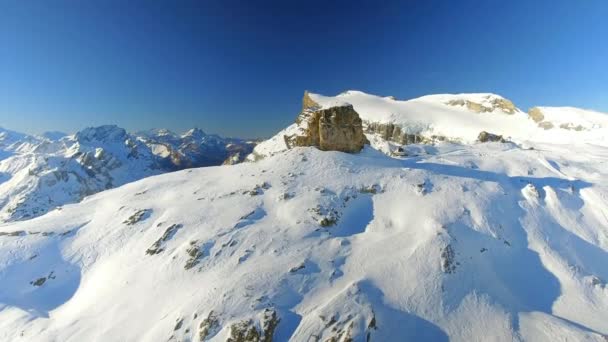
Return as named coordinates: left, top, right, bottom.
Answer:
left=477, top=131, right=505, bottom=143
left=528, top=107, right=545, bottom=123
left=286, top=105, right=368, bottom=153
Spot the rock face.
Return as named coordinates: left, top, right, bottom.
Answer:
left=477, top=131, right=506, bottom=143
left=528, top=107, right=545, bottom=123
left=528, top=107, right=554, bottom=130
left=528, top=107, right=587, bottom=131
left=447, top=96, right=517, bottom=114
left=365, top=122, right=433, bottom=145
left=286, top=102, right=368, bottom=153
left=302, top=90, right=320, bottom=111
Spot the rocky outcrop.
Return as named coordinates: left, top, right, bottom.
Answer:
left=365, top=122, right=432, bottom=145
left=302, top=90, right=320, bottom=111
left=528, top=107, right=545, bottom=123
left=528, top=107, right=554, bottom=130
left=285, top=104, right=368, bottom=153
left=477, top=131, right=505, bottom=143
left=528, top=107, right=586, bottom=131
left=559, top=123, right=585, bottom=131
left=448, top=96, right=517, bottom=114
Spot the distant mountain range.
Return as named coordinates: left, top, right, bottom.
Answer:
left=0, top=125, right=255, bottom=222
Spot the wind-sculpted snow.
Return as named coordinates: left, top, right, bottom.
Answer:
left=0, top=140, right=607, bottom=341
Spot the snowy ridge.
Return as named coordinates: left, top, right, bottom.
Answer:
left=533, top=106, right=608, bottom=130
left=250, top=91, right=608, bottom=161
left=0, top=140, right=607, bottom=341
left=309, top=90, right=608, bottom=145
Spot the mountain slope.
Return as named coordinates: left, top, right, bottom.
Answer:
left=250, top=91, right=608, bottom=161
left=0, top=139, right=607, bottom=341
left=0, top=126, right=254, bottom=222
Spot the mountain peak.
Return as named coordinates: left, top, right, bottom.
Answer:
left=182, top=128, right=206, bottom=139
left=74, top=125, right=127, bottom=144
left=40, top=131, right=68, bottom=141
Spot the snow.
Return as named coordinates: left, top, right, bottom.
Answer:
left=538, top=106, right=608, bottom=126
left=0, top=126, right=254, bottom=223
left=250, top=91, right=608, bottom=162
left=309, top=90, right=608, bottom=145
left=1, top=138, right=607, bottom=341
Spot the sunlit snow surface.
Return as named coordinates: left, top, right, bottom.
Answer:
left=310, top=91, right=608, bottom=146
left=1, top=140, right=607, bottom=341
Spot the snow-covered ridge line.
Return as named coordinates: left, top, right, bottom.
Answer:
left=248, top=90, right=608, bottom=162
left=307, top=90, right=608, bottom=146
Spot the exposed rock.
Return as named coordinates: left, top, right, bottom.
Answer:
left=285, top=104, right=368, bottom=153
left=310, top=205, right=339, bottom=227
left=289, top=262, right=306, bottom=273
left=261, top=309, right=280, bottom=342
left=365, top=122, right=430, bottom=145
left=226, top=309, right=280, bottom=342
left=173, top=318, right=184, bottom=331
left=359, top=184, right=381, bottom=194
left=227, top=320, right=260, bottom=342
left=440, top=244, right=457, bottom=274
left=146, top=224, right=183, bottom=255
left=529, top=107, right=559, bottom=130
left=529, top=107, right=585, bottom=131
left=123, top=209, right=151, bottom=225
left=477, top=131, right=505, bottom=143
left=199, top=311, right=220, bottom=341
left=447, top=96, right=517, bottom=114
left=0, top=230, right=26, bottom=237
left=560, top=123, right=585, bottom=131
left=302, top=90, right=321, bottom=111
left=528, top=107, right=545, bottom=123
left=185, top=241, right=203, bottom=270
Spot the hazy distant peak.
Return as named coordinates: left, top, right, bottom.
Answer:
left=39, top=131, right=68, bottom=141
left=181, top=128, right=206, bottom=139
left=75, top=125, right=127, bottom=144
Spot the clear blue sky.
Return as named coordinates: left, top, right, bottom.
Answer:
left=1, top=0, right=607, bottom=138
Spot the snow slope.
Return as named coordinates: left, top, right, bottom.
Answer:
left=532, top=106, right=608, bottom=131
left=314, top=91, right=608, bottom=144
left=1, top=139, right=607, bottom=341
left=250, top=91, right=608, bottom=161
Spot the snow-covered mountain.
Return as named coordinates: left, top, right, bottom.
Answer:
left=0, top=91, right=607, bottom=341
left=138, top=128, right=256, bottom=169
left=250, top=91, right=608, bottom=160
left=0, top=126, right=255, bottom=222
